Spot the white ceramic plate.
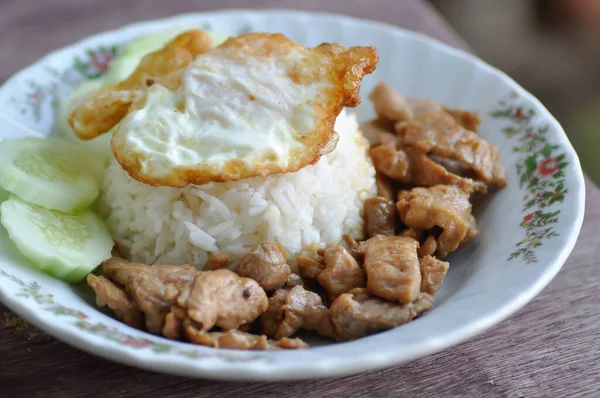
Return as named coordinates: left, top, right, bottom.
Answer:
left=0, top=9, right=585, bottom=381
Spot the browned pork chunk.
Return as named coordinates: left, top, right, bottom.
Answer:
left=260, top=286, right=336, bottom=340
left=206, top=252, right=229, bottom=270
left=276, top=337, right=310, bottom=349
left=401, top=228, right=423, bottom=241
left=162, top=305, right=187, bottom=340
left=342, top=234, right=361, bottom=260
left=368, top=144, right=410, bottom=180
left=360, top=120, right=397, bottom=148
left=397, top=111, right=506, bottom=187
left=405, top=98, right=444, bottom=119
left=318, top=245, right=366, bottom=300
left=285, top=272, right=305, bottom=288
left=298, top=246, right=365, bottom=300
left=235, top=242, right=291, bottom=291
left=419, top=256, right=450, bottom=296
left=99, top=258, right=268, bottom=334
left=375, top=172, right=395, bottom=201
left=260, top=288, right=289, bottom=338
left=396, top=185, right=478, bottom=258
left=363, top=196, right=397, bottom=237
left=359, top=235, right=421, bottom=303
left=370, top=145, right=487, bottom=194
left=330, top=288, right=434, bottom=341
left=178, top=269, right=268, bottom=331
left=86, top=274, right=143, bottom=329
left=182, top=317, right=308, bottom=350
left=367, top=82, right=480, bottom=132
left=297, top=256, right=325, bottom=279
left=443, top=107, right=481, bottom=132
left=418, top=235, right=437, bottom=258
left=368, top=82, right=481, bottom=128
left=369, top=82, right=413, bottom=121
left=101, top=257, right=199, bottom=333
left=364, top=83, right=500, bottom=193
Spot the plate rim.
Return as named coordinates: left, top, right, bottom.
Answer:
left=0, top=8, right=586, bottom=381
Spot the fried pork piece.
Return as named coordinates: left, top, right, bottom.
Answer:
left=360, top=121, right=397, bottom=148
left=276, top=336, right=310, bottom=349
left=358, top=235, right=421, bottom=303
left=369, top=145, right=487, bottom=194
left=368, top=83, right=413, bottom=122
left=375, top=172, right=395, bottom=201
left=401, top=228, right=424, bottom=241
left=396, top=111, right=506, bottom=187
left=235, top=242, right=290, bottom=291
left=419, top=256, right=449, bottom=296
left=396, top=185, right=478, bottom=258
left=178, top=269, right=268, bottom=331
left=260, top=288, right=290, bottom=338
left=162, top=305, right=187, bottom=340
left=370, top=82, right=477, bottom=124
left=110, top=32, right=379, bottom=188
left=406, top=98, right=445, bottom=119
left=365, top=83, right=499, bottom=192
left=101, top=257, right=199, bottom=333
left=285, top=273, right=305, bottom=288
left=363, top=196, right=397, bottom=237
left=86, top=274, right=144, bottom=329
left=401, top=230, right=441, bottom=258
left=69, top=30, right=213, bottom=140
left=206, top=252, right=229, bottom=270
left=297, top=256, right=325, bottom=279
left=99, top=258, right=267, bottom=334
left=368, top=144, right=409, bottom=180
left=330, top=288, right=434, bottom=341
left=162, top=305, right=308, bottom=349
left=183, top=317, right=308, bottom=350
left=260, top=286, right=336, bottom=340
left=444, top=107, right=481, bottom=132
left=368, top=83, right=481, bottom=129
left=418, top=235, right=438, bottom=258
left=342, top=234, right=362, bottom=260
left=429, top=154, right=473, bottom=178
left=297, top=246, right=365, bottom=300
left=318, top=245, right=366, bottom=300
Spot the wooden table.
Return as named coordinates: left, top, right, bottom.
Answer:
left=1, top=1, right=598, bottom=397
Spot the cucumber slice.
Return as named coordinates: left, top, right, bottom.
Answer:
left=0, top=188, right=9, bottom=204
left=1, top=195, right=113, bottom=282
left=0, top=137, right=103, bottom=212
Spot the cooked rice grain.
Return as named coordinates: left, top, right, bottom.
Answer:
left=100, top=110, right=376, bottom=267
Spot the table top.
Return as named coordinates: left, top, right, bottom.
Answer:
left=1, top=1, right=598, bottom=397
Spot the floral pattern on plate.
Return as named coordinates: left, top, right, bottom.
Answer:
left=9, top=46, right=118, bottom=123
left=491, top=93, right=569, bottom=263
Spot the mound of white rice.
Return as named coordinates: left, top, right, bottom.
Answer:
left=100, top=110, right=376, bottom=267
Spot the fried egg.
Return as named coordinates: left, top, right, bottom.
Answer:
left=74, top=32, right=378, bottom=187
left=69, top=29, right=213, bottom=140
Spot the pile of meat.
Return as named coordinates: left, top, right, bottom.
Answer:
left=361, top=82, right=506, bottom=258
left=87, top=83, right=506, bottom=350
left=88, top=238, right=443, bottom=350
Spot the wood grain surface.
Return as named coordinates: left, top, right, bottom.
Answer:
left=0, top=1, right=598, bottom=397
